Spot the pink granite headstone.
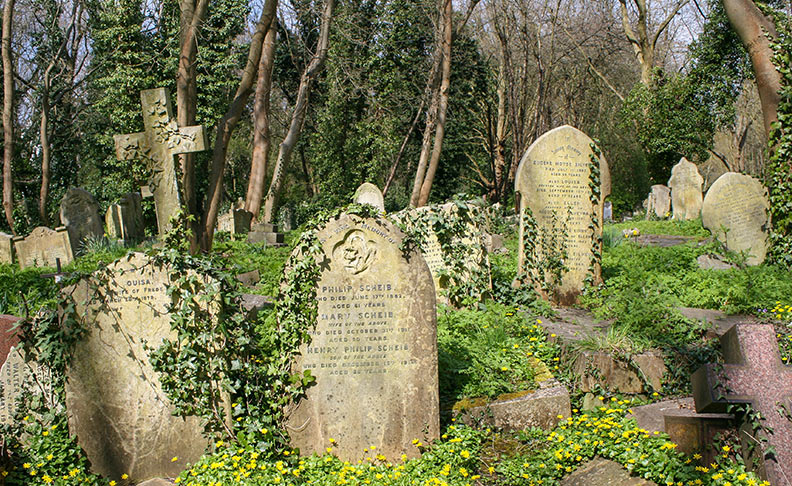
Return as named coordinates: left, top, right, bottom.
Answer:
left=693, top=321, right=792, bottom=486
left=0, top=314, right=20, bottom=365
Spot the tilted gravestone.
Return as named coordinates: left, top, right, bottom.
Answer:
left=692, top=321, right=792, bottom=486
left=515, top=125, right=611, bottom=305
left=353, top=182, right=385, bottom=213
left=645, top=184, right=670, bottom=219
left=13, top=226, right=74, bottom=269
left=0, top=232, right=12, bottom=263
left=66, top=253, right=207, bottom=483
left=106, top=192, right=145, bottom=244
left=702, top=172, right=770, bottom=265
left=667, top=158, right=703, bottom=221
left=287, top=213, right=439, bottom=461
left=114, top=88, right=207, bottom=237
left=217, top=208, right=253, bottom=234
left=60, top=187, right=103, bottom=255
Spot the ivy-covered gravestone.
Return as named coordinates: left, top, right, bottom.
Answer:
left=353, top=182, right=385, bottom=213
left=287, top=213, right=439, bottom=462
left=514, top=125, right=611, bottom=305
left=66, top=253, right=208, bottom=483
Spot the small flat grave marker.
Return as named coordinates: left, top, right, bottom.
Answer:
left=287, top=213, right=439, bottom=461
left=114, top=88, right=207, bottom=237
left=692, top=322, right=792, bottom=485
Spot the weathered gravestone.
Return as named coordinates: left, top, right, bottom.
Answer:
left=692, top=322, right=792, bottom=486
left=515, top=125, right=611, bottom=305
left=114, top=88, right=207, bottom=237
left=1, top=315, right=55, bottom=427
left=217, top=208, right=253, bottom=234
left=105, top=192, right=145, bottom=244
left=0, top=232, right=12, bottom=263
left=603, top=201, right=613, bottom=223
left=247, top=222, right=285, bottom=245
left=667, top=158, right=703, bottom=221
left=287, top=213, right=439, bottom=461
left=60, top=187, right=103, bottom=254
left=13, top=226, right=73, bottom=269
left=66, top=253, right=207, bottom=483
left=353, top=183, right=385, bottom=213
left=645, top=184, right=670, bottom=219
left=390, top=203, right=491, bottom=303
left=702, top=172, right=770, bottom=265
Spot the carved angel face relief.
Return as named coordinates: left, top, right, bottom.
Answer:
left=333, top=230, right=377, bottom=275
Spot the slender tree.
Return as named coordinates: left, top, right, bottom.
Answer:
left=2, top=0, right=15, bottom=232
left=261, top=0, right=335, bottom=224
left=244, top=18, right=277, bottom=220
left=200, top=0, right=278, bottom=250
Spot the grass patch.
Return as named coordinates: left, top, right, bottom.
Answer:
left=606, top=218, right=710, bottom=237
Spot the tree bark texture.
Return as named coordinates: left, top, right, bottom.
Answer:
left=2, top=0, right=14, bottom=233
left=200, top=0, right=278, bottom=250
left=245, top=18, right=278, bottom=220
left=261, top=0, right=335, bottom=224
left=417, top=0, right=453, bottom=207
left=177, top=0, right=209, bottom=219
left=722, top=0, right=781, bottom=138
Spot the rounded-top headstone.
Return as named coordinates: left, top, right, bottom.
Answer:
left=66, top=253, right=208, bottom=483
left=667, top=158, right=703, bottom=221
left=646, top=185, right=671, bottom=219
left=702, top=172, right=770, bottom=265
left=353, top=183, right=385, bottom=213
left=515, top=125, right=611, bottom=305
left=59, top=187, right=103, bottom=253
left=287, top=213, right=438, bottom=461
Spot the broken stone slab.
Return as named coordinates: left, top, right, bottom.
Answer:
left=634, top=234, right=697, bottom=248
left=574, top=351, right=665, bottom=394
left=0, top=232, right=13, bottom=264
left=630, top=398, right=734, bottom=466
left=240, top=294, right=275, bottom=319
left=560, top=457, right=657, bottom=486
left=696, top=254, right=736, bottom=271
left=247, top=230, right=284, bottom=245
left=236, top=270, right=260, bottom=287
left=453, top=379, right=571, bottom=431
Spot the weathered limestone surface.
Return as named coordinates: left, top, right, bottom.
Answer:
left=646, top=184, right=670, bottom=219
left=106, top=192, right=145, bottom=243
left=0, top=232, right=12, bottom=263
left=66, top=253, right=207, bottom=483
left=515, top=125, right=611, bottom=305
left=667, top=158, right=703, bottom=221
left=353, top=183, right=385, bottom=212
left=14, top=226, right=74, bottom=269
left=287, top=213, right=438, bottom=461
left=60, top=187, right=103, bottom=254
left=701, top=172, right=769, bottom=265
left=114, top=89, right=207, bottom=237
left=574, top=351, right=666, bottom=394
left=561, top=457, right=657, bottom=486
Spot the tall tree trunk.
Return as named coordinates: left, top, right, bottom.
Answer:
left=39, top=80, right=51, bottom=226
left=261, top=0, right=335, bottom=224
left=245, top=18, right=278, bottom=220
left=177, top=0, right=209, bottom=219
left=2, top=0, right=14, bottom=233
left=416, top=0, right=452, bottom=207
left=722, top=0, right=781, bottom=138
left=200, top=0, right=278, bottom=250
left=409, top=0, right=445, bottom=208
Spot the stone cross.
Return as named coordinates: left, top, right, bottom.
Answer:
left=114, top=88, right=206, bottom=237
left=692, top=322, right=792, bottom=486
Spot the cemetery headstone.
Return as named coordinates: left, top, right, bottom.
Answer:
left=66, top=253, right=207, bottom=482
left=287, top=213, right=439, bottom=461
left=645, top=184, right=670, bottom=219
left=105, top=192, right=145, bottom=244
left=667, top=158, right=703, bottom=221
left=114, top=88, right=207, bottom=237
left=692, top=322, right=792, bottom=486
left=603, top=201, right=613, bottom=223
left=701, top=172, right=770, bottom=265
left=217, top=208, right=253, bottom=234
left=353, top=182, right=385, bottom=213
left=13, top=226, right=74, bottom=269
left=59, top=187, right=103, bottom=254
left=247, top=222, right=284, bottom=245
left=514, top=125, right=611, bottom=305
left=0, top=232, right=12, bottom=263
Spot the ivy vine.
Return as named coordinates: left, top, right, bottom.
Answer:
left=585, top=141, right=604, bottom=288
